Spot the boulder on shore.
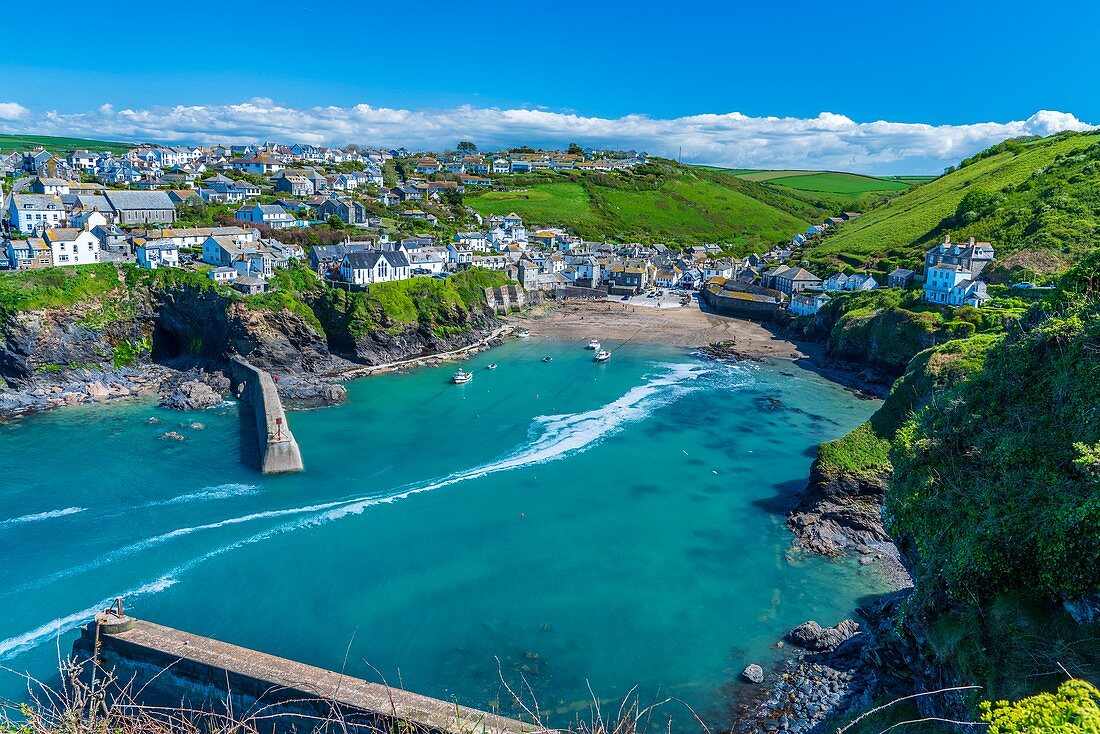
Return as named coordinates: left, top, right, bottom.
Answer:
left=786, top=619, right=860, bottom=652
left=742, top=663, right=765, bottom=684
left=160, top=380, right=223, bottom=411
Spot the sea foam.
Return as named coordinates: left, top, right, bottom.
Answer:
left=0, top=507, right=86, bottom=529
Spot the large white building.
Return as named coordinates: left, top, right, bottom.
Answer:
left=922, top=236, right=994, bottom=307
left=339, top=250, right=411, bottom=285
left=9, top=194, right=65, bottom=233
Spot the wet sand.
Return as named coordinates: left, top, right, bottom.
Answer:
left=509, top=299, right=812, bottom=359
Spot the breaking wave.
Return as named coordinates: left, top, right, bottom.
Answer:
left=156, top=483, right=260, bottom=506
left=0, top=507, right=86, bottom=529
left=1, top=362, right=734, bottom=659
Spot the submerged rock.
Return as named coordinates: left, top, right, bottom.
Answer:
left=160, top=431, right=186, bottom=441
left=742, top=663, right=765, bottom=684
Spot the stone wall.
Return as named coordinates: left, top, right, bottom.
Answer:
left=73, top=616, right=541, bottom=734
left=229, top=357, right=303, bottom=474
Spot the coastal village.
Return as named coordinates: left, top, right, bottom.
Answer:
left=1, top=141, right=997, bottom=315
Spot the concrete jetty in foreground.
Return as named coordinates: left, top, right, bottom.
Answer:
left=74, top=610, right=546, bottom=734
left=230, top=357, right=303, bottom=474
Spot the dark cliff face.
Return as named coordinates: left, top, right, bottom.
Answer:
left=787, top=461, right=892, bottom=556
left=0, top=280, right=501, bottom=400
left=307, top=291, right=500, bottom=366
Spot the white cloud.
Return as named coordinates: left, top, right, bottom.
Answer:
left=0, top=100, right=1095, bottom=174
left=0, top=102, right=29, bottom=120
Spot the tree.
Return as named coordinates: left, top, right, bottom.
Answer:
left=326, top=215, right=345, bottom=230
left=568, top=142, right=584, bottom=156
left=457, top=141, right=478, bottom=154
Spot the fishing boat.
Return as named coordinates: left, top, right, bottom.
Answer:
left=595, top=350, right=611, bottom=363
left=516, top=329, right=531, bottom=339
left=452, top=370, right=473, bottom=384
left=487, top=363, right=498, bottom=370
left=542, top=356, right=553, bottom=363
left=586, top=339, right=601, bottom=350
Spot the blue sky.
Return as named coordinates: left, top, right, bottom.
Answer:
left=1, top=0, right=1097, bottom=173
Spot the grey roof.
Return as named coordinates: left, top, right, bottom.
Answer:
left=12, top=194, right=63, bottom=210
left=104, top=190, right=175, bottom=211
left=344, top=250, right=410, bottom=269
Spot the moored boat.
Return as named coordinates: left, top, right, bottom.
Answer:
left=543, top=356, right=553, bottom=363
left=452, top=370, right=473, bottom=384
left=587, top=339, right=601, bottom=350
left=517, top=329, right=531, bottom=339
left=595, top=350, right=611, bottom=363
left=487, top=363, right=498, bottom=370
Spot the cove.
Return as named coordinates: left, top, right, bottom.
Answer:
left=0, top=339, right=891, bottom=728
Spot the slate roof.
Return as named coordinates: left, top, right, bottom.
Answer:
left=103, top=190, right=175, bottom=211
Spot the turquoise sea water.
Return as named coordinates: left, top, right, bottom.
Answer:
left=0, top=339, right=890, bottom=727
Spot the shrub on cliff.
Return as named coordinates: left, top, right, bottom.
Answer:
left=981, top=679, right=1100, bottom=734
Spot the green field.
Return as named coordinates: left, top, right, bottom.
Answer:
left=0, top=133, right=133, bottom=155
left=765, top=171, right=910, bottom=194
left=804, top=131, right=1100, bottom=275
left=466, top=162, right=823, bottom=248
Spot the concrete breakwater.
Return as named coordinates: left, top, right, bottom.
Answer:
left=229, top=358, right=303, bottom=474
left=73, top=612, right=542, bottom=734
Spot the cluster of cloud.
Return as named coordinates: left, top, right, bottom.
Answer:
left=0, top=99, right=1094, bottom=174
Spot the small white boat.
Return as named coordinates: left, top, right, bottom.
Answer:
left=487, top=363, right=498, bottom=370
left=452, top=370, right=473, bottom=384
left=595, top=350, right=611, bottom=363
left=516, top=329, right=531, bottom=339
left=586, top=339, right=601, bottom=350
left=543, top=356, right=553, bottom=363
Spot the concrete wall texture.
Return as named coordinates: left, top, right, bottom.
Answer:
left=230, top=358, right=304, bottom=474
left=73, top=616, right=543, bottom=734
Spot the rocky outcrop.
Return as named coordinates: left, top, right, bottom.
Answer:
left=159, top=379, right=224, bottom=411
left=787, top=461, right=892, bottom=556
left=785, top=619, right=860, bottom=652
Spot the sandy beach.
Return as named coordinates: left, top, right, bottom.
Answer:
left=508, top=298, right=813, bottom=359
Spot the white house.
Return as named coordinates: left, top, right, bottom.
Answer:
left=454, top=231, right=491, bottom=252
left=702, top=260, right=735, bottom=280
left=446, top=243, right=474, bottom=266
left=823, top=272, right=849, bottom=292
left=846, top=273, right=878, bottom=291
left=923, top=263, right=991, bottom=306
left=136, top=241, right=180, bottom=269
left=789, top=291, right=831, bottom=316
left=10, top=194, right=65, bottom=233
left=208, top=266, right=238, bottom=284
left=339, top=250, right=411, bottom=285
left=41, top=228, right=100, bottom=266
left=235, top=203, right=295, bottom=229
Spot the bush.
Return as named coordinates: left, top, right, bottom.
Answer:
left=981, top=680, right=1100, bottom=733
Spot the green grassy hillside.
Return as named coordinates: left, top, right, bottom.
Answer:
left=805, top=131, right=1100, bottom=277
left=0, top=133, right=133, bottom=155
left=466, top=160, right=839, bottom=249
